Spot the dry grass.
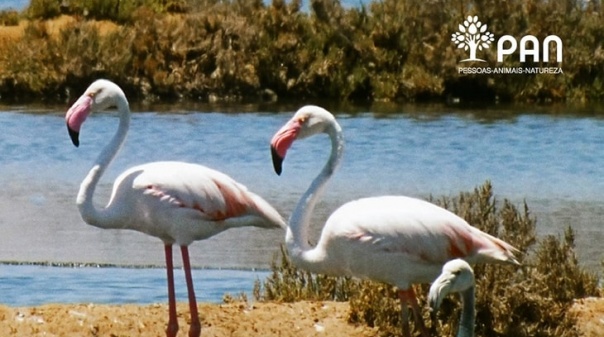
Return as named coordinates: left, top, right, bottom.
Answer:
left=0, top=15, right=117, bottom=41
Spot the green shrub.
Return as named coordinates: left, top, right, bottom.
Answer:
left=0, top=10, right=20, bottom=26
left=26, top=0, right=61, bottom=20
left=4, top=0, right=604, bottom=103
left=254, top=245, right=356, bottom=302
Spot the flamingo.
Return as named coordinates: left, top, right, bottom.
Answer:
left=65, top=79, right=286, bottom=337
left=428, top=259, right=476, bottom=337
left=269, top=105, right=519, bottom=337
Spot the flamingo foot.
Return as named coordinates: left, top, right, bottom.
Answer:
left=188, top=321, right=201, bottom=337
left=182, top=246, right=201, bottom=337
left=166, top=321, right=179, bottom=337
left=165, top=244, right=180, bottom=337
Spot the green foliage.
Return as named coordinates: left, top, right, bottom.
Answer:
left=2, top=0, right=604, bottom=103
left=255, top=182, right=601, bottom=337
left=26, top=0, right=61, bottom=20
left=0, top=10, right=20, bottom=26
left=255, top=245, right=356, bottom=302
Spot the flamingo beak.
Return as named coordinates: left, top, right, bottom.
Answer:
left=428, top=273, right=453, bottom=312
left=271, top=146, right=284, bottom=175
left=270, top=118, right=302, bottom=175
left=65, top=95, right=93, bottom=147
left=68, top=127, right=80, bottom=147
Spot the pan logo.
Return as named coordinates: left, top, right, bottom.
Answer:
left=451, top=16, right=494, bottom=62
left=452, top=15, right=563, bottom=74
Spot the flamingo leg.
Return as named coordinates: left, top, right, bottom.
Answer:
left=181, top=246, right=201, bottom=337
left=398, top=288, right=429, bottom=337
left=165, top=244, right=179, bottom=337
left=398, top=289, right=412, bottom=337
left=408, top=287, right=429, bottom=337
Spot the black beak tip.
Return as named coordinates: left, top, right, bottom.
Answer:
left=271, top=146, right=283, bottom=175
left=68, top=126, right=80, bottom=147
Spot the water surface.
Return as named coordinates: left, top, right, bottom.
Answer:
left=1, top=105, right=604, bottom=305
left=0, top=264, right=268, bottom=306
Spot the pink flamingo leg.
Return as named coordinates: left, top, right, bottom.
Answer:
left=398, top=289, right=412, bottom=337
left=181, top=246, right=201, bottom=337
left=398, top=288, right=429, bottom=337
left=165, top=244, right=179, bottom=337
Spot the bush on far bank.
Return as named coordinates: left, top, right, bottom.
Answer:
left=0, top=0, right=602, bottom=104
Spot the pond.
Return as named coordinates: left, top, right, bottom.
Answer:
left=1, top=103, right=603, bottom=305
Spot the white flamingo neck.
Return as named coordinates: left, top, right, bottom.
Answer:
left=286, top=119, right=343, bottom=272
left=457, top=286, right=475, bottom=337
left=77, top=97, right=130, bottom=229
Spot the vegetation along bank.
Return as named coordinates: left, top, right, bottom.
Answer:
left=0, top=0, right=602, bottom=104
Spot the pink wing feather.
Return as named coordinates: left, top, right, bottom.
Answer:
left=125, top=161, right=284, bottom=227
left=326, top=196, right=519, bottom=265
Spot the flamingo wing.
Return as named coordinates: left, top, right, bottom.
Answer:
left=325, top=196, right=518, bottom=265
left=120, top=161, right=284, bottom=227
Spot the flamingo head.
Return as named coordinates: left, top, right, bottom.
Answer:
left=270, top=105, right=336, bottom=175
left=428, top=259, right=475, bottom=316
left=65, top=79, right=126, bottom=147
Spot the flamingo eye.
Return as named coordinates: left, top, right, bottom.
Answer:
left=298, top=115, right=309, bottom=124
left=88, top=89, right=102, bottom=98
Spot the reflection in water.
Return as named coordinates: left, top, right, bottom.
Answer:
left=1, top=108, right=604, bottom=274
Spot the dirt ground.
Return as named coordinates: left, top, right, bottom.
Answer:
left=569, top=297, right=604, bottom=337
left=0, top=297, right=602, bottom=337
left=0, top=301, right=376, bottom=337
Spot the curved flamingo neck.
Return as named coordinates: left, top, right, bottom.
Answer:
left=458, top=286, right=475, bottom=337
left=286, top=119, right=343, bottom=273
left=77, top=97, right=130, bottom=229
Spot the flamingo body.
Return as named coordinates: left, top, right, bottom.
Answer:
left=99, top=161, right=283, bottom=245
left=308, top=195, right=516, bottom=288
left=66, top=79, right=285, bottom=337
left=270, top=105, right=517, bottom=337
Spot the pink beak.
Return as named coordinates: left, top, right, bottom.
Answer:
left=65, top=95, right=93, bottom=147
left=270, top=118, right=302, bottom=175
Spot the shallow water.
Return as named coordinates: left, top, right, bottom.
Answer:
left=1, top=105, right=604, bottom=305
left=0, top=264, right=268, bottom=306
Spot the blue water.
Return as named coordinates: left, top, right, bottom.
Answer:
left=0, top=264, right=268, bottom=306
left=2, top=105, right=604, bottom=306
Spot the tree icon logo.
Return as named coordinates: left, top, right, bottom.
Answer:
left=451, top=16, right=495, bottom=62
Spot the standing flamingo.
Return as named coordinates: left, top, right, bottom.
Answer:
left=65, top=79, right=285, bottom=337
left=428, top=259, right=476, bottom=337
left=270, top=105, right=519, bottom=337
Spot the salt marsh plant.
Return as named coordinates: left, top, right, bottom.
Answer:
left=1, top=0, right=603, bottom=103
left=255, top=182, right=600, bottom=337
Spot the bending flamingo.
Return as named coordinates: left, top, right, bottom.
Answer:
left=428, top=259, right=476, bottom=337
left=66, top=79, right=285, bottom=337
left=270, top=105, right=519, bottom=337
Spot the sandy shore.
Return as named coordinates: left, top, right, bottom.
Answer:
left=0, top=298, right=602, bottom=337
left=0, top=301, right=376, bottom=337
